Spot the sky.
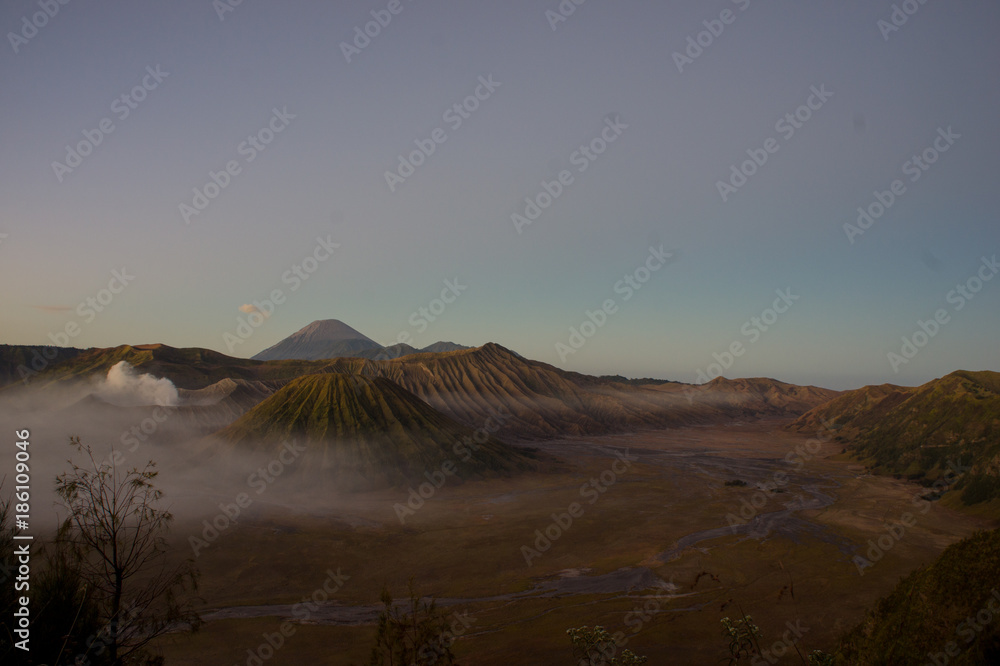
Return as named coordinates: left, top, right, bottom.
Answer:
left=1, top=0, right=998, bottom=391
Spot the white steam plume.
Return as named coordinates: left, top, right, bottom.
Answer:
left=94, top=361, right=180, bottom=407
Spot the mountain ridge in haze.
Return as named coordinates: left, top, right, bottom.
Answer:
left=4, top=340, right=842, bottom=443
left=250, top=319, right=469, bottom=362
left=0, top=344, right=87, bottom=387
left=318, top=342, right=840, bottom=440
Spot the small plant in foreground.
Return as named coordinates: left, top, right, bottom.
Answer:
left=720, top=613, right=763, bottom=664
left=566, top=625, right=647, bottom=665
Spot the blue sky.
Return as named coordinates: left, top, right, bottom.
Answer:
left=1, top=0, right=998, bottom=390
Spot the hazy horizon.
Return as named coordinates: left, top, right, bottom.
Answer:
left=3, top=314, right=994, bottom=392
left=2, top=0, right=998, bottom=392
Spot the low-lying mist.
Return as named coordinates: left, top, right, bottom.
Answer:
left=0, top=368, right=391, bottom=541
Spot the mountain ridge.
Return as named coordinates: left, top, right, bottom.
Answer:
left=316, top=342, right=840, bottom=440
left=250, top=319, right=470, bottom=361
left=3, top=339, right=843, bottom=441
left=214, top=372, right=539, bottom=490
left=789, top=370, right=1000, bottom=508
left=836, top=528, right=1000, bottom=664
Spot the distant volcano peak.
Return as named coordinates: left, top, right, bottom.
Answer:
left=289, top=319, right=376, bottom=344
left=251, top=319, right=470, bottom=362
left=251, top=319, right=380, bottom=361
